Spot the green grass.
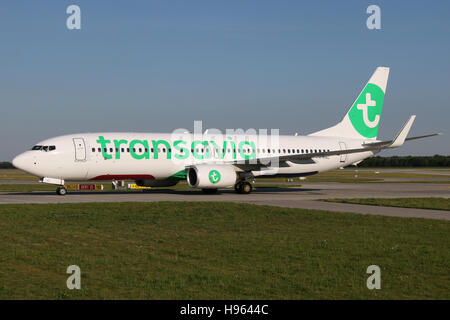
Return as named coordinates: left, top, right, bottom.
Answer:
left=324, top=198, right=450, bottom=211
left=315, top=170, right=448, bottom=179
left=0, top=184, right=58, bottom=192
left=0, top=202, right=448, bottom=300
left=0, top=169, right=38, bottom=181
left=381, top=180, right=450, bottom=184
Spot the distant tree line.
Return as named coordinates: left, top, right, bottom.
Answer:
left=359, top=155, right=450, bottom=167
left=0, top=162, right=14, bottom=169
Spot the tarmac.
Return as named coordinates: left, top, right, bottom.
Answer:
left=0, top=181, right=448, bottom=220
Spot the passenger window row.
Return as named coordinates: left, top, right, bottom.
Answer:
left=91, top=146, right=331, bottom=156
left=256, top=148, right=330, bottom=154
left=91, top=147, right=173, bottom=153
left=91, top=147, right=259, bottom=154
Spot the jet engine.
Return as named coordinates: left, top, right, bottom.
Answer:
left=187, top=165, right=237, bottom=189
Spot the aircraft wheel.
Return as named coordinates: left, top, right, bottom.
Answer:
left=235, top=181, right=252, bottom=194
left=241, top=182, right=252, bottom=194
left=56, top=186, right=67, bottom=195
left=202, top=188, right=218, bottom=194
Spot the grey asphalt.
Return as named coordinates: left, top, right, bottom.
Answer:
left=0, top=182, right=448, bottom=221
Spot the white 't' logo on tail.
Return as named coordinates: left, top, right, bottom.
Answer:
left=357, top=93, right=379, bottom=128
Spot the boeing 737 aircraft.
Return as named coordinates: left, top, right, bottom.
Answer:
left=12, top=67, right=439, bottom=195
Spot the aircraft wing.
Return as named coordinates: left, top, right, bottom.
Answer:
left=229, top=145, right=382, bottom=166
left=226, top=115, right=440, bottom=167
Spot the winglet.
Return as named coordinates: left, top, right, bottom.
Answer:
left=388, top=115, right=416, bottom=148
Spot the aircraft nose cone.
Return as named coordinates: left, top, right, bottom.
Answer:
left=12, top=153, right=29, bottom=171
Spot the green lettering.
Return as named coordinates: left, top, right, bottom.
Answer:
left=113, top=139, right=128, bottom=159
left=227, top=137, right=236, bottom=159
left=209, top=140, right=227, bottom=159
left=174, top=140, right=189, bottom=160
left=191, top=140, right=210, bottom=160
left=152, top=140, right=171, bottom=159
left=97, top=136, right=112, bottom=159
left=238, top=141, right=256, bottom=160
left=130, top=140, right=150, bottom=160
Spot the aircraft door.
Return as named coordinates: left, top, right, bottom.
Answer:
left=339, top=142, right=347, bottom=162
left=73, top=138, right=87, bottom=161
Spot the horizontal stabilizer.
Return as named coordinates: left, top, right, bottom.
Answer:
left=405, top=133, right=442, bottom=142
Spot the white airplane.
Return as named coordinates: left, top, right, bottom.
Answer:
left=12, top=67, right=439, bottom=195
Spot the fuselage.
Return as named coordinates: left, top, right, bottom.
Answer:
left=12, top=132, right=375, bottom=183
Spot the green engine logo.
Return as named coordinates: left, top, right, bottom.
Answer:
left=348, top=83, right=385, bottom=138
left=208, top=170, right=221, bottom=184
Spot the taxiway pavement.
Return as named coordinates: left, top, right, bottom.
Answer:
left=0, top=182, right=448, bottom=220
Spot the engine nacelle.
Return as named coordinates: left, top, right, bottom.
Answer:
left=187, top=165, right=237, bottom=189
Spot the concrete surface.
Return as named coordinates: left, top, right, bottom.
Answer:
left=0, top=182, right=448, bottom=220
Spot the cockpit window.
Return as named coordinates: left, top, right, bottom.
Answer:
left=31, top=145, right=56, bottom=151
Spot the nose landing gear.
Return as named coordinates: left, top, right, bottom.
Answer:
left=56, top=186, right=67, bottom=195
left=234, top=181, right=253, bottom=194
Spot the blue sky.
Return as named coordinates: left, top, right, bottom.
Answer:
left=0, top=0, right=449, bottom=160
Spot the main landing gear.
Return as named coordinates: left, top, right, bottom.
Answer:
left=56, top=186, right=67, bottom=195
left=200, top=181, right=253, bottom=194
left=234, top=181, right=253, bottom=194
